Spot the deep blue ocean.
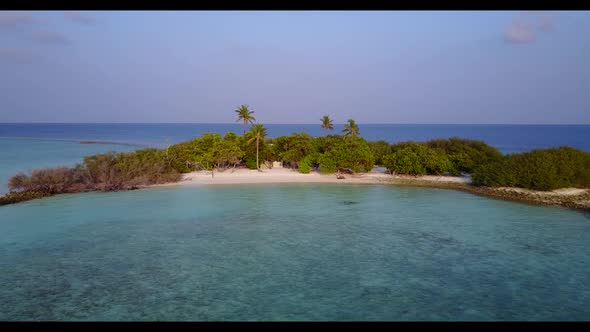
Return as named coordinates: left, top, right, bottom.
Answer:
left=2, top=123, right=589, bottom=153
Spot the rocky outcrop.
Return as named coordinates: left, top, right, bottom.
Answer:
left=381, top=176, right=590, bottom=212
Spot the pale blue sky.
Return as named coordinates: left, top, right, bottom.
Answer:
left=0, top=11, right=588, bottom=124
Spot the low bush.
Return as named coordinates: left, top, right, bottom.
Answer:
left=472, top=147, right=590, bottom=191
left=367, top=140, right=391, bottom=166
left=298, top=158, right=311, bottom=173
left=0, top=191, right=53, bottom=206
left=426, top=137, right=502, bottom=173
left=383, top=142, right=455, bottom=175
left=318, top=137, right=374, bottom=173
left=271, top=133, right=317, bottom=168
left=9, top=149, right=182, bottom=194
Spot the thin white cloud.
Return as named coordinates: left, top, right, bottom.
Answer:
left=64, top=11, right=96, bottom=25
left=32, top=30, right=69, bottom=44
left=0, top=12, right=34, bottom=29
left=503, top=12, right=554, bottom=44
left=504, top=21, right=535, bottom=44
left=538, top=15, right=553, bottom=32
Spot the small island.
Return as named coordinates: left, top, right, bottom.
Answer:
left=2, top=108, right=589, bottom=211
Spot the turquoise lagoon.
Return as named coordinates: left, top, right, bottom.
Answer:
left=1, top=183, right=589, bottom=321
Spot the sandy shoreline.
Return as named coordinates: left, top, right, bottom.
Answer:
left=154, top=168, right=472, bottom=186
left=150, top=167, right=590, bottom=211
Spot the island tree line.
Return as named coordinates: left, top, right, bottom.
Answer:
left=2, top=106, right=590, bottom=205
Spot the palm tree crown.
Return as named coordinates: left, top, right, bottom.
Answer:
left=235, top=105, right=256, bottom=133
left=342, top=119, right=360, bottom=138
left=320, top=115, right=334, bottom=131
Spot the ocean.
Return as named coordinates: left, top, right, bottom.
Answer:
left=1, top=123, right=589, bottom=153
left=1, top=184, right=589, bottom=320
left=1, top=123, right=589, bottom=321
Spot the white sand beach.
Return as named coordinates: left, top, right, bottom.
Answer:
left=155, top=167, right=472, bottom=187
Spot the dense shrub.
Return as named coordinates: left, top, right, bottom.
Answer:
left=241, top=131, right=271, bottom=168
left=318, top=137, right=374, bottom=173
left=0, top=190, right=53, bottom=205
left=367, top=140, right=391, bottom=165
left=166, top=139, right=204, bottom=173
left=166, top=133, right=244, bottom=172
left=298, top=153, right=320, bottom=174
left=298, top=158, right=312, bottom=173
left=244, top=157, right=258, bottom=170
left=223, top=131, right=241, bottom=143
left=383, top=142, right=455, bottom=175
left=382, top=149, right=425, bottom=175
left=426, top=137, right=502, bottom=173
left=315, top=135, right=342, bottom=154
left=272, top=133, right=317, bottom=168
left=210, top=139, right=244, bottom=169
left=9, top=149, right=181, bottom=194
left=472, top=147, right=590, bottom=191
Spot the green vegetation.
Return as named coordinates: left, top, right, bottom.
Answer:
left=271, top=132, right=316, bottom=169
left=426, top=137, right=503, bottom=173
left=381, top=138, right=503, bottom=176
left=383, top=142, right=454, bottom=176
left=472, top=147, right=590, bottom=191
left=7, top=148, right=182, bottom=196
left=320, top=115, right=334, bottom=131
left=318, top=136, right=374, bottom=173
left=246, top=124, right=268, bottom=171
left=298, top=156, right=312, bottom=174
left=367, top=140, right=391, bottom=165
left=342, top=119, right=360, bottom=138
left=0, top=190, right=53, bottom=206
left=3, top=108, right=589, bottom=206
left=164, top=133, right=244, bottom=172
left=235, top=104, right=256, bottom=134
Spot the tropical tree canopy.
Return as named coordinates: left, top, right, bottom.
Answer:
left=342, top=119, right=360, bottom=138
left=247, top=124, right=267, bottom=144
left=320, top=115, right=334, bottom=131
left=235, top=105, right=256, bottom=132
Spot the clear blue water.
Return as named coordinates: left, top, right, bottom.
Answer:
left=1, top=184, right=589, bottom=321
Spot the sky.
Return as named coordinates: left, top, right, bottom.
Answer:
left=0, top=10, right=589, bottom=124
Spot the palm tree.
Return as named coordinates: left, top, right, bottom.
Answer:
left=235, top=105, right=256, bottom=134
left=246, top=124, right=267, bottom=171
left=320, top=115, right=334, bottom=131
left=342, top=119, right=360, bottom=138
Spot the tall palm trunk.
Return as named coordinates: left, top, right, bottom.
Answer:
left=256, top=136, right=260, bottom=171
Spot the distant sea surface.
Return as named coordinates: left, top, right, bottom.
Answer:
left=1, top=123, right=589, bottom=192
left=1, top=123, right=589, bottom=153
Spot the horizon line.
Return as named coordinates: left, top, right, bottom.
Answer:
left=1, top=122, right=590, bottom=126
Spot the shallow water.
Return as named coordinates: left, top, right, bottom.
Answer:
left=1, top=184, right=589, bottom=321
